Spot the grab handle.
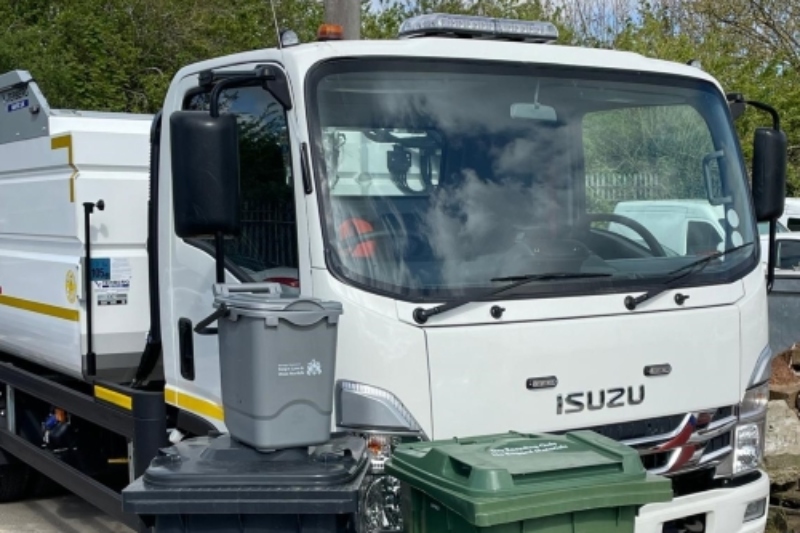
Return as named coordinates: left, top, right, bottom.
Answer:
left=212, top=282, right=282, bottom=298
left=702, top=150, right=732, bottom=206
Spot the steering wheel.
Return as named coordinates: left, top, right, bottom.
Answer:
left=575, top=213, right=667, bottom=257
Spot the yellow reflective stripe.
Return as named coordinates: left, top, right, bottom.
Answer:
left=0, top=294, right=79, bottom=321
left=51, top=134, right=77, bottom=202
left=165, top=387, right=177, bottom=405
left=94, top=385, right=133, bottom=411
left=165, top=386, right=224, bottom=421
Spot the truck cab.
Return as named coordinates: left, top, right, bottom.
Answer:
left=0, top=13, right=788, bottom=533
left=154, top=16, right=786, bottom=532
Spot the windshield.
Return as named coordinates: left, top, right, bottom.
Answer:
left=307, top=59, right=757, bottom=301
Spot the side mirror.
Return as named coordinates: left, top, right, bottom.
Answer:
left=170, top=111, right=241, bottom=238
left=752, top=126, right=787, bottom=222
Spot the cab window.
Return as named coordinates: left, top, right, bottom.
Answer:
left=183, top=86, right=300, bottom=288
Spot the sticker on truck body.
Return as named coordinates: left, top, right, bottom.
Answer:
left=6, top=99, right=29, bottom=113
left=91, top=258, right=131, bottom=306
left=94, top=280, right=130, bottom=306
left=65, top=270, right=77, bottom=304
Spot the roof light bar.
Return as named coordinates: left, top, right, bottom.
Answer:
left=398, top=13, right=559, bottom=43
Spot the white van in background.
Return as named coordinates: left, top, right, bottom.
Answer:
left=780, top=197, right=800, bottom=230
left=609, top=199, right=788, bottom=263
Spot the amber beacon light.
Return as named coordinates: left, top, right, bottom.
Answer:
left=317, top=23, right=344, bottom=41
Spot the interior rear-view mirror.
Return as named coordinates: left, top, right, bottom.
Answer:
left=511, top=103, right=557, bottom=122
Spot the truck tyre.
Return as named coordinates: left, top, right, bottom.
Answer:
left=0, top=463, right=31, bottom=503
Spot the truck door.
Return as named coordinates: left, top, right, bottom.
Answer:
left=160, top=64, right=309, bottom=429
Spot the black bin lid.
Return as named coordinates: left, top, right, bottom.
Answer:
left=122, top=433, right=368, bottom=516
left=144, top=433, right=366, bottom=488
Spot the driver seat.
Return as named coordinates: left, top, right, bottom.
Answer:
left=338, top=217, right=377, bottom=258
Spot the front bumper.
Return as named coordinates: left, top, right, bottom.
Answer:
left=635, top=470, right=769, bottom=533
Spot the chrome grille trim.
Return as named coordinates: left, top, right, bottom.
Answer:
left=618, top=406, right=736, bottom=476
left=699, top=445, right=733, bottom=465
left=621, top=413, right=693, bottom=448
left=689, top=417, right=737, bottom=443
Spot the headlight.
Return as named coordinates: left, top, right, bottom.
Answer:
left=333, top=381, right=427, bottom=533
left=733, top=422, right=764, bottom=475
left=358, top=434, right=414, bottom=533
left=732, top=381, right=769, bottom=476
left=360, top=472, right=403, bottom=533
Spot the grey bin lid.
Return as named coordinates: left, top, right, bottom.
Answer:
left=211, top=283, right=343, bottom=325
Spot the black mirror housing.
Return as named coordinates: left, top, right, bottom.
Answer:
left=752, top=127, right=787, bottom=222
left=729, top=102, right=746, bottom=121
left=170, top=111, right=241, bottom=238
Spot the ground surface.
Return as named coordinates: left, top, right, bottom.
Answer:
left=0, top=494, right=133, bottom=533
left=768, top=506, right=800, bottom=532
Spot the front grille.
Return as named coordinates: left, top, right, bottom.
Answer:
left=641, top=452, right=670, bottom=471
left=581, top=414, right=687, bottom=442
left=706, top=431, right=732, bottom=454
left=566, top=406, right=737, bottom=479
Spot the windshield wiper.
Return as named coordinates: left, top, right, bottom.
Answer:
left=412, top=272, right=612, bottom=324
left=623, top=242, right=754, bottom=311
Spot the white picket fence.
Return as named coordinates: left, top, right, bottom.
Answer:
left=586, top=173, right=668, bottom=201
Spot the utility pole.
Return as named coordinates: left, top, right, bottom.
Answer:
left=324, top=0, right=361, bottom=40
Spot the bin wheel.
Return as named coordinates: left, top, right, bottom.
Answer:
left=0, top=463, right=32, bottom=503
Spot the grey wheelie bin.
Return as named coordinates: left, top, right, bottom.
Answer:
left=194, top=282, right=344, bottom=450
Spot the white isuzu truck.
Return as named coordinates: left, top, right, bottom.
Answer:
left=0, top=13, right=788, bottom=533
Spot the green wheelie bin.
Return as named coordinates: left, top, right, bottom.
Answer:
left=385, top=430, right=672, bottom=533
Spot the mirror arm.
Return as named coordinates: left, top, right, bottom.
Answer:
left=729, top=92, right=781, bottom=130
left=745, top=99, right=781, bottom=131
left=726, top=94, right=781, bottom=129
left=199, top=65, right=275, bottom=87
left=200, top=65, right=292, bottom=111
left=767, top=220, right=777, bottom=293
left=203, top=76, right=244, bottom=283
left=209, top=77, right=244, bottom=118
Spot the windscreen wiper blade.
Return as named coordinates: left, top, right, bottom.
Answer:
left=623, top=242, right=754, bottom=311
left=412, top=272, right=612, bottom=324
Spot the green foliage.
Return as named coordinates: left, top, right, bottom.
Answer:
left=0, top=0, right=323, bottom=113
left=1, top=0, right=797, bottom=194
left=603, top=0, right=800, bottom=194
left=584, top=104, right=715, bottom=199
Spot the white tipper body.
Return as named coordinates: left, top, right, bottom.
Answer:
left=0, top=104, right=152, bottom=380
left=0, top=38, right=771, bottom=533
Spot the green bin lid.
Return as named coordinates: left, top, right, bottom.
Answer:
left=385, top=430, right=672, bottom=527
